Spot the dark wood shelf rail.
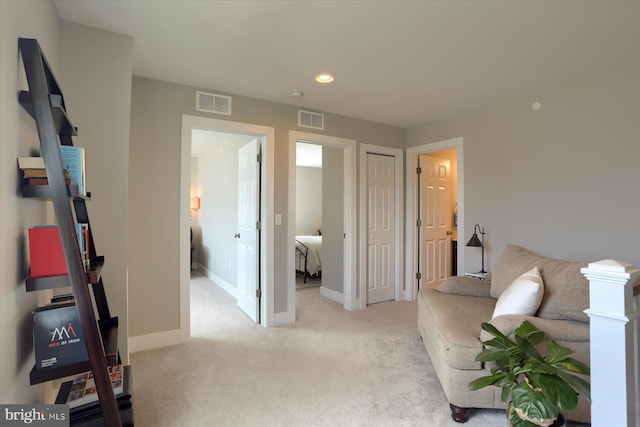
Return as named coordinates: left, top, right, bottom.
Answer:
left=18, top=37, right=121, bottom=426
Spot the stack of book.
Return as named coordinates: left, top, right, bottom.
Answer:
left=18, top=145, right=86, bottom=196
left=56, top=365, right=134, bottom=426
left=18, top=156, right=71, bottom=186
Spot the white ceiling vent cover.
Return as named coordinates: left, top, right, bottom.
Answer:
left=196, top=91, right=232, bottom=116
left=298, top=110, right=324, bottom=130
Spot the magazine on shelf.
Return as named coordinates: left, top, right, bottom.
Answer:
left=64, top=364, right=125, bottom=409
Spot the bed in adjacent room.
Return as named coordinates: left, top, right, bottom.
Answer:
left=295, top=235, right=322, bottom=282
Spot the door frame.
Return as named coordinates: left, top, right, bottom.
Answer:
left=287, top=131, right=357, bottom=320
left=405, top=137, right=464, bottom=300
left=359, top=144, right=404, bottom=306
left=180, top=115, right=275, bottom=336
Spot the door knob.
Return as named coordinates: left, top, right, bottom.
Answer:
left=446, top=230, right=453, bottom=236
left=234, top=233, right=240, bottom=238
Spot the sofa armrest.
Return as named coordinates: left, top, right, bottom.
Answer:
left=439, top=276, right=492, bottom=298
left=482, top=315, right=590, bottom=344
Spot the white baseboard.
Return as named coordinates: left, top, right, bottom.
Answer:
left=320, top=286, right=343, bottom=304
left=269, top=309, right=295, bottom=326
left=199, top=263, right=238, bottom=300
left=129, top=328, right=183, bottom=353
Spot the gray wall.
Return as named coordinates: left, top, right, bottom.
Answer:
left=406, top=64, right=640, bottom=271
left=295, top=166, right=322, bottom=235
left=129, top=76, right=404, bottom=337
left=59, top=20, right=133, bottom=362
left=0, top=0, right=60, bottom=405
left=321, top=147, right=345, bottom=294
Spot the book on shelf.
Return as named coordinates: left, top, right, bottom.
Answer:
left=17, top=156, right=45, bottom=169
left=33, top=302, right=89, bottom=370
left=55, top=366, right=133, bottom=425
left=21, top=168, right=70, bottom=178
left=29, top=224, right=90, bottom=278
left=24, top=177, right=72, bottom=186
left=62, top=364, right=125, bottom=410
left=59, top=145, right=86, bottom=196
left=29, top=225, right=68, bottom=278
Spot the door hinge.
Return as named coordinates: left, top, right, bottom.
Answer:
left=256, top=288, right=261, bottom=298
left=257, top=153, right=262, bottom=163
left=416, top=166, right=422, bottom=175
left=416, top=219, right=422, bottom=227
left=256, top=220, right=261, bottom=230
left=416, top=272, right=422, bottom=280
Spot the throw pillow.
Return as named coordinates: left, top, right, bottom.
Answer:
left=492, top=266, right=544, bottom=319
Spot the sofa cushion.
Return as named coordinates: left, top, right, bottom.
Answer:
left=491, top=245, right=589, bottom=322
left=492, top=267, right=544, bottom=318
left=418, top=287, right=495, bottom=370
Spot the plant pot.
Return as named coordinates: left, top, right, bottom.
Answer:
left=551, top=413, right=566, bottom=427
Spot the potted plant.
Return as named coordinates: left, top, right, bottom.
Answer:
left=468, top=320, right=590, bottom=427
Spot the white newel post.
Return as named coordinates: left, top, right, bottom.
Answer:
left=582, top=259, right=640, bottom=427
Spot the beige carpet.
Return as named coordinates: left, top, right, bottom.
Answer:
left=130, top=273, right=509, bottom=426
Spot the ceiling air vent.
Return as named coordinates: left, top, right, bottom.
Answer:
left=196, top=91, right=232, bottom=116
left=298, top=110, right=324, bottom=130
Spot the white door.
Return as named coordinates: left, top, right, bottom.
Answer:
left=419, top=155, right=451, bottom=290
left=236, top=138, right=260, bottom=322
left=367, top=153, right=395, bottom=304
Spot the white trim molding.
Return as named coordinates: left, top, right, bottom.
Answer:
left=359, top=144, right=404, bottom=306
left=405, top=137, right=464, bottom=301
left=129, top=329, right=182, bottom=353
left=320, top=286, right=344, bottom=305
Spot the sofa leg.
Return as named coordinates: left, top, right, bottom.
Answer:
left=449, top=403, right=471, bottom=423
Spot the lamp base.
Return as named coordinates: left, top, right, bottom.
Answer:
left=465, top=271, right=491, bottom=281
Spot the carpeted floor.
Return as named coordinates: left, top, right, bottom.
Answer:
left=129, top=273, right=509, bottom=426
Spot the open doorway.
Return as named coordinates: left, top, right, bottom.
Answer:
left=405, top=137, right=464, bottom=300
left=180, top=115, right=275, bottom=338
left=190, top=130, right=260, bottom=323
left=294, top=142, right=323, bottom=291
left=287, top=131, right=357, bottom=321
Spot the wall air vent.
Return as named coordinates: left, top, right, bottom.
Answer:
left=298, top=110, right=324, bottom=130
left=196, top=91, right=232, bottom=116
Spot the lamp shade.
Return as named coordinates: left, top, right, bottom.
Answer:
left=190, top=196, right=200, bottom=210
left=466, top=233, right=482, bottom=247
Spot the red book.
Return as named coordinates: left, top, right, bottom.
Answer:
left=29, top=226, right=68, bottom=278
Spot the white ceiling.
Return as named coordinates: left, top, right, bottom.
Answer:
left=54, top=0, right=640, bottom=128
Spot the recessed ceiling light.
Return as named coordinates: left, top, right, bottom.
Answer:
left=315, top=73, right=335, bottom=83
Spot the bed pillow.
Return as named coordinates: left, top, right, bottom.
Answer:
left=492, top=267, right=544, bottom=319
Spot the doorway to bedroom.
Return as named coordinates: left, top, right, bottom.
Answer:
left=181, top=115, right=275, bottom=336
left=288, top=131, right=357, bottom=320
left=294, top=142, right=323, bottom=291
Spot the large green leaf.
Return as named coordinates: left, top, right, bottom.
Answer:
left=475, top=348, right=513, bottom=362
left=468, top=372, right=507, bottom=391
left=481, top=322, right=516, bottom=348
left=507, top=402, right=543, bottom=427
left=555, top=370, right=591, bottom=402
left=511, top=382, right=559, bottom=425
left=551, top=357, right=590, bottom=375
left=545, top=340, right=574, bottom=364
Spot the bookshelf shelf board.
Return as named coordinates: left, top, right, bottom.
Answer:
left=26, top=256, right=106, bottom=291
left=29, top=316, right=119, bottom=385
left=19, top=91, right=77, bottom=137
left=21, top=184, right=89, bottom=200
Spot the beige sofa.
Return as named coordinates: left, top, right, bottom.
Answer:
left=417, top=244, right=591, bottom=423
